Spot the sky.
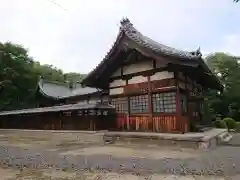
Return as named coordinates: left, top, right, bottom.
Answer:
left=0, top=0, right=240, bottom=74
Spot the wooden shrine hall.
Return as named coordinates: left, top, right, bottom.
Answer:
left=0, top=18, right=223, bottom=133
left=81, top=18, right=223, bottom=133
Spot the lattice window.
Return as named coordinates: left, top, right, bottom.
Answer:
left=111, top=97, right=128, bottom=113
left=152, top=92, right=176, bottom=113
left=130, top=95, right=148, bottom=114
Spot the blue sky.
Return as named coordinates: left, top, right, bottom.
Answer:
left=0, top=0, right=240, bottom=73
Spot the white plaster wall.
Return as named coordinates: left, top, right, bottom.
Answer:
left=109, top=87, right=124, bottom=95
left=128, top=76, right=148, bottom=84
left=123, top=61, right=152, bottom=75
left=150, top=71, right=174, bottom=81
left=109, top=79, right=126, bottom=88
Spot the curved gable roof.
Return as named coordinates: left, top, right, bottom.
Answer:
left=81, top=18, right=203, bottom=88
left=119, top=18, right=201, bottom=59
left=38, top=78, right=100, bottom=100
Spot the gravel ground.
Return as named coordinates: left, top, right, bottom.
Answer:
left=0, top=144, right=239, bottom=177
left=0, top=131, right=239, bottom=179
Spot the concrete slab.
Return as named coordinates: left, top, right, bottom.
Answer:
left=103, top=129, right=230, bottom=150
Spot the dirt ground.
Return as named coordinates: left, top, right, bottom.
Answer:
left=0, top=130, right=200, bottom=160
left=0, top=167, right=228, bottom=180
left=0, top=130, right=236, bottom=180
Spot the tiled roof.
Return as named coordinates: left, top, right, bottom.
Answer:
left=0, top=102, right=114, bottom=116
left=38, top=78, right=100, bottom=99
left=119, top=18, right=202, bottom=59
left=81, top=18, right=203, bottom=87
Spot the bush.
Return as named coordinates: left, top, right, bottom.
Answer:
left=223, top=117, right=236, bottom=130
left=236, top=122, right=240, bottom=132
left=213, top=120, right=227, bottom=129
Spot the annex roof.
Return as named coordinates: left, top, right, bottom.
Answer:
left=0, top=102, right=114, bottom=116
left=37, top=78, right=101, bottom=100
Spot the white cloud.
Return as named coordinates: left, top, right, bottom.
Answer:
left=0, top=0, right=238, bottom=73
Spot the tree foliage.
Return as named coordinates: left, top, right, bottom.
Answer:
left=205, top=53, right=240, bottom=121
left=0, top=42, right=86, bottom=111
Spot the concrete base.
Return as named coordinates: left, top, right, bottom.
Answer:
left=103, top=129, right=232, bottom=150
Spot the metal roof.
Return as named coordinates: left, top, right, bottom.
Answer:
left=0, top=102, right=114, bottom=116
left=38, top=79, right=101, bottom=99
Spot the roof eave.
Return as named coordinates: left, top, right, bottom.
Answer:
left=37, top=82, right=61, bottom=100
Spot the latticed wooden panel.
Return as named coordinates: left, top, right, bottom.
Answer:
left=153, top=115, right=177, bottom=132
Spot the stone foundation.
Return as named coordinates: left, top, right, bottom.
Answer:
left=103, top=129, right=232, bottom=150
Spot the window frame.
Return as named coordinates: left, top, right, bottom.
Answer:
left=110, top=97, right=128, bottom=113
left=129, top=94, right=149, bottom=114
left=152, top=92, right=176, bottom=113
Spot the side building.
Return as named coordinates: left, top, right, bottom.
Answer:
left=36, top=77, right=109, bottom=106
left=0, top=78, right=115, bottom=130
left=81, top=18, right=223, bottom=133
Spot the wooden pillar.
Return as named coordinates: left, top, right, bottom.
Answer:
left=147, top=76, right=153, bottom=132
left=175, top=72, right=183, bottom=133
left=59, top=113, right=62, bottom=130
left=126, top=79, right=130, bottom=131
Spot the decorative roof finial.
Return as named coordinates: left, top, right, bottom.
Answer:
left=120, top=17, right=133, bottom=30
left=196, top=47, right=202, bottom=57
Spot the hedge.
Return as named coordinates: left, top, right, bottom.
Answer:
left=213, top=120, right=227, bottom=129
left=236, top=122, right=240, bottom=132
left=223, top=117, right=236, bottom=130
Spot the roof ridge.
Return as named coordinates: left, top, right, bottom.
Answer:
left=41, top=79, right=69, bottom=87
left=119, top=17, right=202, bottom=58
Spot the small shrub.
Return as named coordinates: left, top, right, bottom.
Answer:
left=236, top=122, right=240, bottom=132
left=223, top=117, right=236, bottom=130
left=214, top=120, right=227, bottom=129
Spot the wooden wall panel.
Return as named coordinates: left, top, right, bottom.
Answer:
left=153, top=115, right=177, bottom=132
left=116, top=114, right=127, bottom=130
left=115, top=114, right=187, bottom=133
left=129, top=116, right=150, bottom=131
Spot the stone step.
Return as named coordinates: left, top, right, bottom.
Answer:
left=217, top=131, right=233, bottom=144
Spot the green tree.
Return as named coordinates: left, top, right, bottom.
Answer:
left=205, top=53, right=240, bottom=120
left=33, top=62, right=65, bottom=82
left=0, top=42, right=38, bottom=110
left=64, top=72, right=87, bottom=83
left=0, top=42, right=88, bottom=111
